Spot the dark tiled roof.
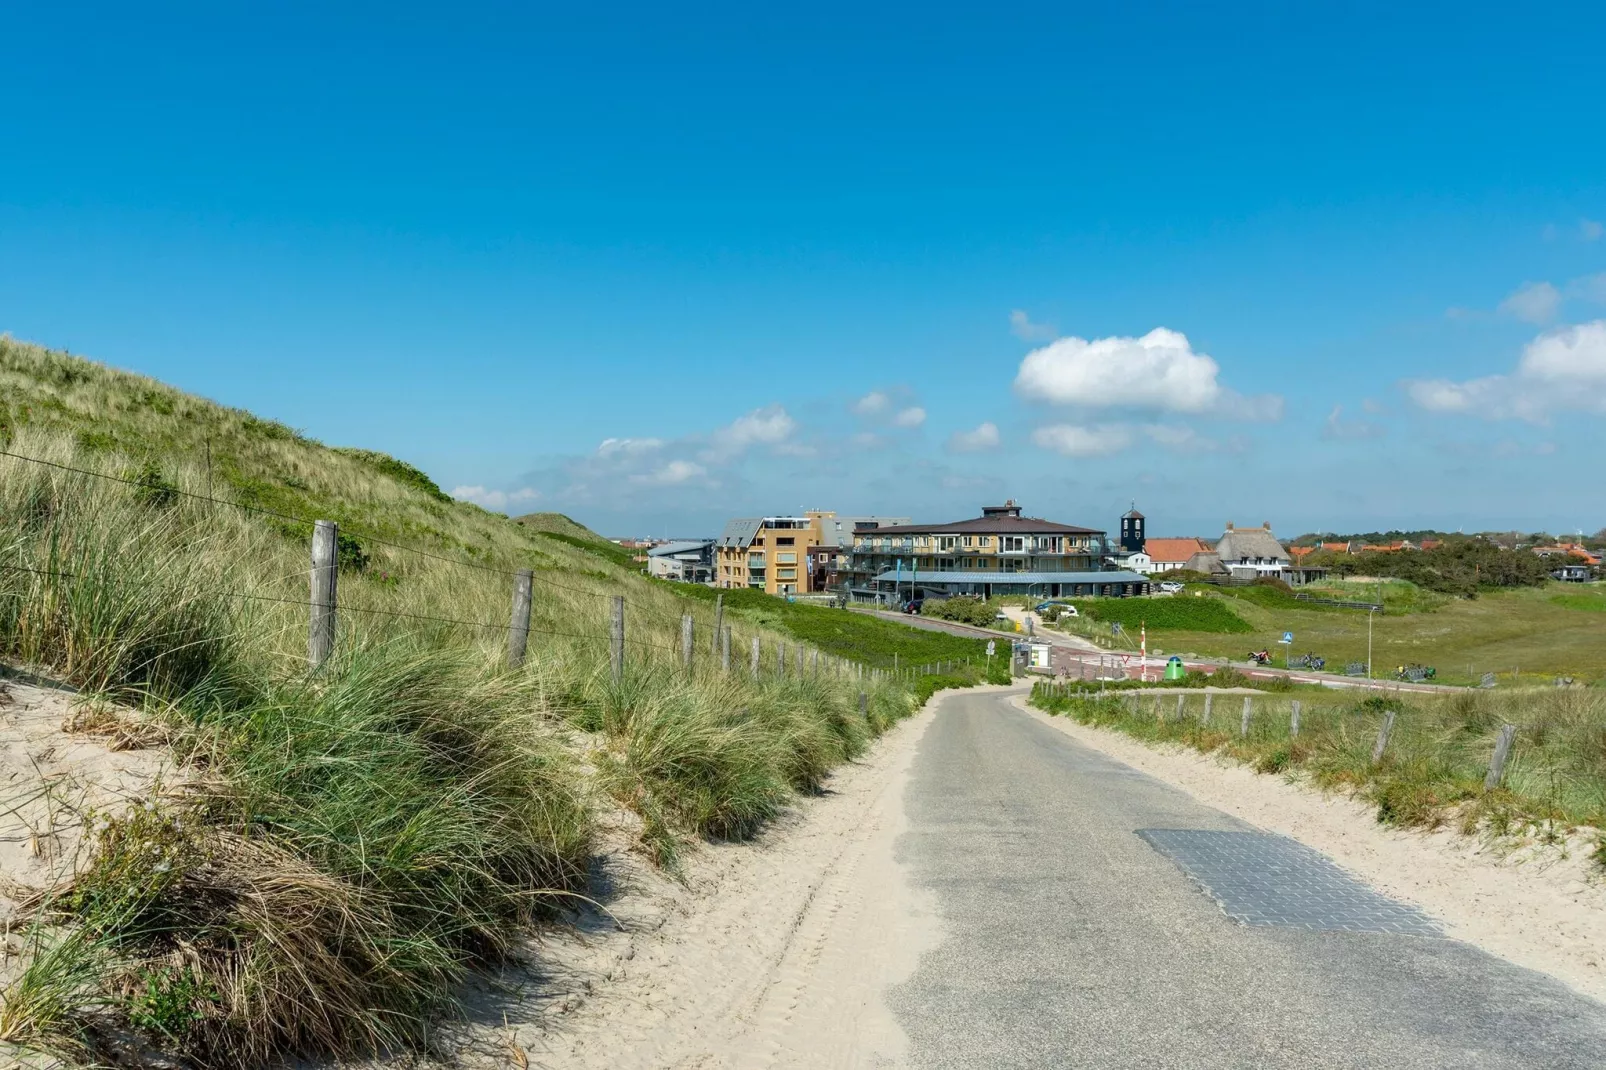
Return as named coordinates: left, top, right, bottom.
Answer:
left=865, top=515, right=1104, bottom=536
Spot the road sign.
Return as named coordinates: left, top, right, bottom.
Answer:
left=1279, top=631, right=1294, bottom=645
left=986, top=641, right=996, bottom=656
left=1121, top=654, right=1131, bottom=665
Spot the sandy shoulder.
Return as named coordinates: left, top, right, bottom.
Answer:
left=1016, top=696, right=1606, bottom=1005
left=421, top=687, right=989, bottom=1070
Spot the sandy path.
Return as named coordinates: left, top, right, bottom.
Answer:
left=429, top=688, right=988, bottom=1069
left=1017, top=696, right=1606, bottom=1006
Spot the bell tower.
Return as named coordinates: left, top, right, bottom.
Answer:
left=1120, top=503, right=1145, bottom=553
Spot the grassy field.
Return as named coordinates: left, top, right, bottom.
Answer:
left=677, top=586, right=1005, bottom=678
left=0, top=338, right=973, bottom=1066
left=1067, top=582, right=1606, bottom=686
left=1029, top=682, right=1606, bottom=859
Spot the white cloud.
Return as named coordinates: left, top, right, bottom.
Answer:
left=1582, top=219, right=1604, bottom=242
left=596, top=437, right=663, bottom=457
left=893, top=406, right=926, bottom=428
left=1567, top=272, right=1606, bottom=304
left=1031, top=424, right=1133, bottom=456
left=1321, top=404, right=1387, bottom=441
left=1013, top=327, right=1280, bottom=419
left=1140, top=424, right=1220, bottom=452
left=631, top=459, right=708, bottom=486
left=1405, top=319, right=1606, bottom=422
left=948, top=421, right=1000, bottom=452
left=1361, top=397, right=1387, bottom=414
left=451, top=485, right=540, bottom=510
left=1009, top=309, right=1057, bottom=342
left=1496, top=281, right=1561, bottom=324
left=852, top=391, right=890, bottom=416
left=712, top=404, right=797, bottom=450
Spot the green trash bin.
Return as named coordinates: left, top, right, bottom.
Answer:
left=1163, top=656, right=1185, bottom=681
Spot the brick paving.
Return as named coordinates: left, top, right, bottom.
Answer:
left=1136, top=828, right=1443, bottom=936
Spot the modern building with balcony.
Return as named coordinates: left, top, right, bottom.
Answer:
left=714, top=515, right=824, bottom=595
left=839, top=500, right=1149, bottom=602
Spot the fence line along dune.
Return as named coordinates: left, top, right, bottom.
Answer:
left=0, top=339, right=984, bottom=1067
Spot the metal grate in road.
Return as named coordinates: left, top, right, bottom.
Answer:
left=1136, top=828, right=1442, bottom=937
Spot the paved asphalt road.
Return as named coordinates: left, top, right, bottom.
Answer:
left=887, top=689, right=1606, bottom=1068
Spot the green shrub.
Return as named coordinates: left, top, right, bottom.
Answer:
left=925, top=595, right=994, bottom=627
left=1082, top=596, right=1252, bottom=633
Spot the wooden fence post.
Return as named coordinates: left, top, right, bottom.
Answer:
left=811, top=649, right=819, bottom=676
left=1483, top=723, right=1518, bottom=791
left=507, top=568, right=533, bottom=670
left=796, top=646, right=804, bottom=676
left=1202, top=692, right=1213, bottom=725
left=308, top=519, right=338, bottom=670
left=860, top=692, right=868, bottom=719
left=722, top=626, right=732, bottom=673
left=1240, top=696, right=1252, bottom=737
left=778, top=643, right=787, bottom=676
left=751, top=637, right=761, bottom=678
left=1175, top=694, right=1185, bottom=722
left=610, top=595, right=625, bottom=683
left=681, top=614, right=694, bottom=669
left=1290, top=699, right=1301, bottom=738
left=1371, top=710, right=1396, bottom=764
left=712, top=593, right=724, bottom=657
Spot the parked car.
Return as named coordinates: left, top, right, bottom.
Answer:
left=1033, top=601, right=1078, bottom=617
left=1157, top=581, right=1184, bottom=594
left=902, top=598, right=924, bottom=615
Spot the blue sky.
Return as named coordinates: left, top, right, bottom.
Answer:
left=4, top=3, right=1604, bottom=538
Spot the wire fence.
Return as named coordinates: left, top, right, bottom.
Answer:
left=0, top=446, right=931, bottom=685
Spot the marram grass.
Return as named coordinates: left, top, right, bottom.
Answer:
left=0, top=341, right=964, bottom=1067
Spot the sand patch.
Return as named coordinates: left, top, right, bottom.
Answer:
left=0, top=673, right=175, bottom=948
left=1018, top=697, right=1606, bottom=1005
left=391, top=687, right=993, bottom=1070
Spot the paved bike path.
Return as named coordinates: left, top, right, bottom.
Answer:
left=888, top=689, right=1606, bottom=1068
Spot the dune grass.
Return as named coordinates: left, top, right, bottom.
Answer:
left=0, top=339, right=957, bottom=1066
left=1030, top=681, right=1606, bottom=848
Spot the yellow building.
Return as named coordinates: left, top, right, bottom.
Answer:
left=714, top=515, right=825, bottom=595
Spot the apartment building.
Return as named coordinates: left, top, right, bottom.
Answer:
left=714, top=516, right=824, bottom=595
left=839, top=500, right=1148, bottom=601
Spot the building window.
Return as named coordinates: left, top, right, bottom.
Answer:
left=1001, top=536, right=1025, bottom=552
left=963, top=535, right=975, bottom=548
left=777, top=537, right=795, bottom=546
left=777, top=568, right=796, bottom=580
left=776, top=552, right=796, bottom=564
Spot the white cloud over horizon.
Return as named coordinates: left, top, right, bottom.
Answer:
left=1013, top=327, right=1282, bottom=421
left=852, top=390, right=890, bottom=416
left=948, top=421, right=1000, bottom=452
left=1322, top=404, right=1387, bottom=441
left=1405, top=320, right=1606, bottom=422
left=711, top=404, right=797, bottom=450
left=893, top=406, right=927, bottom=428
left=1031, top=424, right=1133, bottom=456
left=451, top=485, right=540, bottom=511
left=1009, top=308, right=1057, bottom=342
left=1497, top=281, right=1561, bottom=324
left=631, top=459, right=709, bottom=485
